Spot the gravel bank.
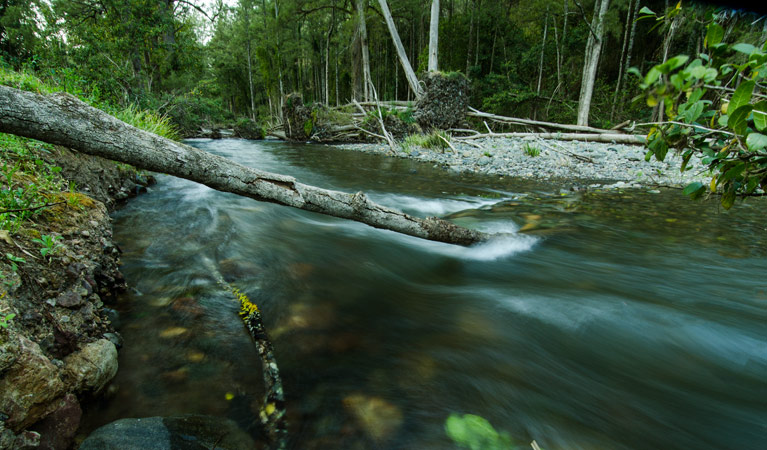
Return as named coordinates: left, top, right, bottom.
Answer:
left=333, top=136, right=709, bottom=191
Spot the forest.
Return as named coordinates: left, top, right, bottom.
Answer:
left=0, top=0, right=763, bottom=130
left=1, top=1, right=767, bottom=449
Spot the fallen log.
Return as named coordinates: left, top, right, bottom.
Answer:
left=0, top=85, right=489, bottom=246
left=467, top=107, right=620, bottom=135
left=456, top=131, right=646, bottom=145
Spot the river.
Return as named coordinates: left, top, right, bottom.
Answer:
left=80, top=139, right=767, bottom=449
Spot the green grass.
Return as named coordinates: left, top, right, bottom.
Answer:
left=0, top=133, right=66, bottom=232
left=114, top=104, right=179, bottom=140
left=402, top=130, right=451, bottom=152
left=523, top=143, right=541, bottom=157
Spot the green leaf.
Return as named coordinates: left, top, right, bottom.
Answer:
left=681, top=151, right=693, bottom=172
left=728, top=105, right=753, bottom=135
left=682, top=101, right=705, bottom=123
left=720, top=163, right=746, bottom=182
left=732, top=43, right=756, bottom=55
left=682, top=181, right=704, bottom=196
left=753, top=100, right=767, bottom=132
left=662, top=55, right=689, bottom=73
left=638, top=6, right=656, bottom=16
left=445, top=414, right=510, bottom=450
left=644, top=66, right=662, bottom=85
left=721, top=189, right=736, bottom=209
left=705, top=23, right=724, bottom=48
left=746, top=133, right=767, bottom=150
left=728, top=81, right=755, bottom=114
left=627, top=67, right=642, bottom=79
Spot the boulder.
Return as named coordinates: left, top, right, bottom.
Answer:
left=62, top=339, right=118, bottom=393
left=30, top=393, right=82, bottom=450
left=0, top=338, right=65, bottom=431
left=79, top=415, right=258, bottom=450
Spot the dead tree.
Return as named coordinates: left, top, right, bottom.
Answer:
left=0, top=85, right=489, bottom=246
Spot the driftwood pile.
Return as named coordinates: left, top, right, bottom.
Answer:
left=276, top=94, right=646, bottom=146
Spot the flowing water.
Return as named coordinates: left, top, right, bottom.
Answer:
left=80, top=139, right=767, bottom=449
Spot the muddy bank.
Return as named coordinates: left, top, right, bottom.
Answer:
left=0, top=147, right=152, bottom=449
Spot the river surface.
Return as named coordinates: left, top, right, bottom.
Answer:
left=81, top=139, right=767, bottom=449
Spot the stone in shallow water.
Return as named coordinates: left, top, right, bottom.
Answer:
left=79, top=415, right=258, bottom=450
left=342, top=393, right=403, bottom=442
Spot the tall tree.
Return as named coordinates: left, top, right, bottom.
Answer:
left=377, top=0, right=422, bottom=98
left=428, top=0, right=440, bottom=72
left=576, top=0, right=610, bottom=126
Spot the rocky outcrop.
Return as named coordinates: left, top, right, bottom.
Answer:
left=0, top=149, right=139, bottom=449
left=50, top=146, right=155, bottom=210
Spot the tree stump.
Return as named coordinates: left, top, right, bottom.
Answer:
left=413, top=72, right=470, bottom=130
left=282, top=93, right=312, bottom=141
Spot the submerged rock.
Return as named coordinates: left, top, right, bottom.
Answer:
left=342, top=393, right=403, bottom=442
left=79, top=415, right=258, bottom=450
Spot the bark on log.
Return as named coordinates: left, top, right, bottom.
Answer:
left=467, top=108, right=618, bottom=134
left=457, top=131, right=646, bottom=145
left=0, top=85, right=488, bottom=246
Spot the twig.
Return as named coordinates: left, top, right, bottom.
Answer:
left=448, top=128, right=481, bottom=135
left=534, top=138, right=595, bottom=164
left=454, top=137, right=484, bottom=149
left=353, top=125, right=388, bottom=141
left=437, top=134, right=457, bottom=153
left=0, top=201, right=66, bottom=215
left=367, top=82, right=397, bottom=154
left=703, top=84, right=767, bottom=100
left=634, top=121, right=736, bottom=136
left=484, top=121, right=494, bottom=134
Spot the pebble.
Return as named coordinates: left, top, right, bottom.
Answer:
left=336, top=137, right=710, bottom=189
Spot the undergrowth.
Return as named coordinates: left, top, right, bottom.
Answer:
left=401, top=130, right=451, bottom=153
left=0, top=66, right=174, bottom=233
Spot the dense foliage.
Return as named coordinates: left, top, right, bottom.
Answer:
left=637, top=6, right=767, bottom=207
left=2, top=0, right=762, bottom=131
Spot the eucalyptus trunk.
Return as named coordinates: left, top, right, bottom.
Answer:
left=576, top=0, right=610, bottom=126
left=356, top=0, right=373, bottom=101
left=377, top=0, right=423, bottom=98
left=428, top=0, right=440, bottom=72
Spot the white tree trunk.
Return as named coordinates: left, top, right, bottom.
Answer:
left=377, top=0, right=423, bottom=98
left=576, top=0, right=610, bottom=126
left=610, top=0, right=634, bottom=121
left=428, top=0, right=440, bottom=72
left=0, top=86, right=486, bottom=246
left=356, top=0, right=373, bottom=101
left=536, top=13, right=549, bottom=96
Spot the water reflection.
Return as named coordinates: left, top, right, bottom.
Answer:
left=80, top=139, right=767, bottom=450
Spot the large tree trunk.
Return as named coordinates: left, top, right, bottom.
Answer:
left=0, top=86, right=487, bottom=246
left=428, top=0, right=440, bottom=72
left=576, top=0, right=610, bottom=126
left=356, top=0, right=373, bottom=101
left=377, top=0, right=423, bottom=98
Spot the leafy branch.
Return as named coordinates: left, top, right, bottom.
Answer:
left=633, top=9, right=767, bottom=209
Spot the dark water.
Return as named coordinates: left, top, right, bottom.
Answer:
left=80, top=139, right=767, bottom=449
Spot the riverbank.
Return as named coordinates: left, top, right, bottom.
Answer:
left=332, top=136, right=709, bottom=191
left=0, top=144, right=152, bottom=449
